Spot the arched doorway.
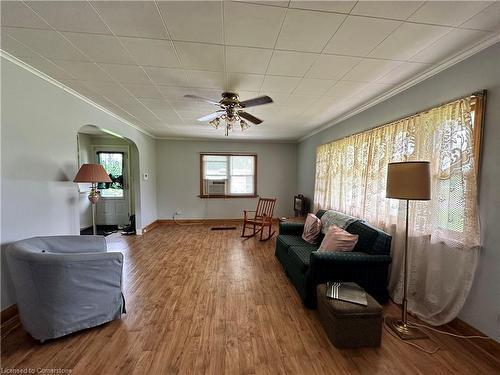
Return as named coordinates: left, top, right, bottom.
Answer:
left=76, top=125, right=141, bottom=235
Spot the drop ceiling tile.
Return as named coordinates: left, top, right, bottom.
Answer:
left=82, top=80, right=131, bottom=98
left=369, top=23, right=451, bottom=61
left=460, top=2, right=500, bottom=31
left=186, top=70, right=226, bottom=89
left=267, top=50, right=317, bottom=77
left=158, top=1, right=223, bottom=43
left=408, top=1, right=492, bottom=27
left=261, top=76, right=301, bottom=94
left=285, top=95, right=322, bottom=108
left=142, top=67, right=189, bottom=86
left=224, top=2, right=286, bottom=48
left=27, top=1, right=110, bottom=34
left=227, top=73, right=265, bottom=92
left=122, top=83, right=163, bottom=99
left=226, top=46, right=273, bottom=74
left=305, top=54, right=361, bottom=80
left=293, top=78, right=336, bottom=95
left=276, top=9, right=345, bottom=53
left=1, top=34, right=39, bottom=59
left=63, top=32, right=134, bottom=64
left=342, top=58, right=402, bottom=82
left=377, top=62, right=428, bottom=84
left=52, top=60, right=113, bottom=81
left=1, top=1, right=50, bottom=29
left=97, top=63, right=152, bottom=84
left=92, top=1, right=167, bottom=39
left=4, top=27, right=88, bottom=61
left=290, top=1, right=357, bottom=13
left=58, top=80, right=102, bottom=99
left=158, top=87, right=221, bottom=102
left=175, top=42, right=225, bottom=71
left=120, top=37, right=179, bottom=67
left=236, top=1, right=290, bottom=7
left=351, top=1, right=424, bottom=20
left=21, top=57, right=75, bottom=80
left=410, top=29, right=491, bottom=63
left=138, top=98, right=173, bottom=110
left=324, top=81, right=367, bottom=97
left=150, top=109, right=182, bottom=122
left=323, top=16, right=401, bottom=57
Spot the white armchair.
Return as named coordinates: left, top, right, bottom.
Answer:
left=6, top=235, right=125, bottom=342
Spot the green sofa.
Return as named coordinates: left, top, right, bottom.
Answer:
left=275, top=210, right=392, bottom=308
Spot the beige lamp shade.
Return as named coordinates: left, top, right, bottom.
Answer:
left=386, top=161, right=431, bottom=200
left=74, top=164, right=112, bottom=183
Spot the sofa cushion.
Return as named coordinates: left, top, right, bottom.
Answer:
left=319, top=225, right=358, bottom=252
left=278, top=235, right=317, bottom=249
left=302, top=213, right=322, bottom=244
left=288, top=246, right=315, bottom=273
left=346, top=221, right=378, bottom=254
left=320, top=210, right=358, bottom=234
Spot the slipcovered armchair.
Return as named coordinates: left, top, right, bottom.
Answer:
left=6, top=236, right=125, bottom=342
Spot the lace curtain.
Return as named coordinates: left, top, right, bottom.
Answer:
left=314, top=95, right=482, bottom=325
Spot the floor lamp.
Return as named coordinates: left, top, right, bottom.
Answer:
left=385, top=161, right=431, bottom=340
left=74, top=163, right=112, bottom=235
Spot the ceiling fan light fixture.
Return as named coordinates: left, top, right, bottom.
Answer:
left=240, top=119, right=250, bottom=131
left=186, top=92, right=272, bottom=136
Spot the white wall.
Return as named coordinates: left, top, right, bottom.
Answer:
left=1, top=58, right=158, bottom=309
left=77, top=133, right=93, bottom=229
left=297, top=42, right=500, bottom=341
left=156, top=139, right=297, bottom=220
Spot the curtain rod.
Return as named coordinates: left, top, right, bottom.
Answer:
left=317, top=90, right=487, bottom=149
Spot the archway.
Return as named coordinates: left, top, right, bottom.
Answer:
left=76, top=125, right=141, bottom=235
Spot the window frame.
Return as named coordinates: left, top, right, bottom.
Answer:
left=199, top=153, right=258, bottom=198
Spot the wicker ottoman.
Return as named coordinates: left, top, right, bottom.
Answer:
left=317, top=283, right=382, bottom=349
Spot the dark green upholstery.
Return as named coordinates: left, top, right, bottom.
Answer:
left=275, top=210, right=392, bottom=308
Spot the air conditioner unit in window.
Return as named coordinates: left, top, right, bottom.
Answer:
left=206, top=179, right=227, bottom=195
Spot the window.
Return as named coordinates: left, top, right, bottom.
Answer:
left=314, top=93, right=484, bottom=245
left=200, top=153, right=256, bottom=198
left=97, top=152, right=124, bottom=198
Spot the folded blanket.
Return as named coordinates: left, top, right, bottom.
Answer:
left=320, top=210, right=358, bottom=234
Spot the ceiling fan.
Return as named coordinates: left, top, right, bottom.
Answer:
left=184, top=92, right=273, bottom=136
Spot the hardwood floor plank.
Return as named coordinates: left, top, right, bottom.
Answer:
left=1, top=224, right=499, bottom=374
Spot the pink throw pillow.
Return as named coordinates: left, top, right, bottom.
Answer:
left=302, top=213, right=322, bottom=244
left=319, top=225, right=359, bottom=252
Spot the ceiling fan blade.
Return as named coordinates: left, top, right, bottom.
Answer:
left=239, top=95, right=273, bottom=108
left=184, top=94, right=220, bottom=106
left=197, top=112, right=223, bottom=122
left=239, top=111, right=263, bottom=124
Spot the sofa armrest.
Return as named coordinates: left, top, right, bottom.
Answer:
left=279, top=222, right=304, bottom=235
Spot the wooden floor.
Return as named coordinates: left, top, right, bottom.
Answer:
left=2, top=224, right=500, bottom=374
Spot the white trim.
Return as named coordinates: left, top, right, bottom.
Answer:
left=156, top=136, right=297, bottom=144
left=298, top=33, right=500, bottom=142
left=0, top=50, right=156, bottom=139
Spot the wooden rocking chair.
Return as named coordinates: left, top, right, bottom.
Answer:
left=241, top=197, right=277, bottom=241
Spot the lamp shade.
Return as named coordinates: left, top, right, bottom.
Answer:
left=386, top=161, right=431, bottom=200
left=74, top=164, right=112, bottom=183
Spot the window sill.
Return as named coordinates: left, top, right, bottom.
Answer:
left=198, top=194, right=258, bottom=199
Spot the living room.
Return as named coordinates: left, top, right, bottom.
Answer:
left=1, top=1, right=500, bottom=374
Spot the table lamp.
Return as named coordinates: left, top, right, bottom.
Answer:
left=386, top=161, right=431, bottom=340
left=74, top=164, right=112, bottom=235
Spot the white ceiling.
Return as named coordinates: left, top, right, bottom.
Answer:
left=1, top=1, right=499, bottom=141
